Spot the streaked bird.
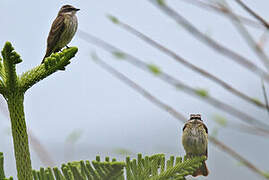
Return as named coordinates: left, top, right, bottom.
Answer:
left=182, top=114, right=209, bottom=177
left=42, top=5, right=79, bottom=64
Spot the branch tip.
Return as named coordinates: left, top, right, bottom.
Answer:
left=107, top=15, right=119, bottom=24
left=2, top=41, right=22, bottom=65
left=157, top=0, right=166, bottom=6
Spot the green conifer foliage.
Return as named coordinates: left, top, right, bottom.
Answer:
left=1, top=152, right=205, bottom=180
left=0, top=42, right=78, bottom=180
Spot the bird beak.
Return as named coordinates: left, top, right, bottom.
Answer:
left=75, top=8, right=80, bottom=11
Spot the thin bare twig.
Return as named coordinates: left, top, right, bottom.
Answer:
left=208, top=136, right=268, bottom=179
left=257, top=32, right=269, bottom=50
left=107, top=18, right=268, bottom=110
left=261, top=79, right=269, bottom=116
left=218, top=0, right=269, bottom=70
left=214, top=118, right=269, bottom=137
left=92, top=52, right=186, bottom=122
left=92, top=54, right=269, bottom=179
left=148, top=0, right=269, bottom=81
left=28, top=130, right=55, bottom=167
left=234, top=0, right=269, bottom=29
left=180, top=0, right=265, bottom=29
left=229, top=122, right=269, bottom=137
left=78, top=30, right=269, bottom=130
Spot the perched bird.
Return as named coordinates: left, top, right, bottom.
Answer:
left=182, top=114, right=209, bottom=177
left=42, top=5, right=79, bottom=64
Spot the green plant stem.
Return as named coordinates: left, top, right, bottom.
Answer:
left=7, top=93, right=33, bottom=180
left=0, top=42, right=77, bottom=179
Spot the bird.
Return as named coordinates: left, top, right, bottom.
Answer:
left=42, top=5, right=79, bottom=64
left=182, top=114, right=209, bottom=177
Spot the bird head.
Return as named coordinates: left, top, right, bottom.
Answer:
left=59, top=5, right=80, bottom=15
left=183, top=114, right=208, bottom=133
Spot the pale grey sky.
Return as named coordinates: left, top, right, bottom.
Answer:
left=0, top=0, right=269, bottom=179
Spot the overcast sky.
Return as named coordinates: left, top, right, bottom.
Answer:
left=0, top=0, right=269, bottom=179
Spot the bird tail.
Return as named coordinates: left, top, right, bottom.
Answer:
left=192, top=161, right=209, bottom=177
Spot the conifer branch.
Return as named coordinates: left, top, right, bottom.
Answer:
left=19, top=47, right=78, bottom=92
left=0, top=154, right=203, bottom=180
left=0, top=152, right=5, bottom=179
left=1, top=42, right=21, bottom=94
left=0, top=58, right=6, bottom=94
left=31, top=156, right=125, bottom=180
left=149, top=156, right=206, bottom=180
left=0, top=152, right=13, bottom=180
left=0, top=42, right=78, bottom=180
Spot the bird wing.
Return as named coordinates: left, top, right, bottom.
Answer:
left=203, top=124, right=208, bottom=134
left=182, top=124, right=186, bottom=131
left=45, top=15, right=65, bottom=57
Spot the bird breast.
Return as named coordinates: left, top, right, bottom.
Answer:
left=58, top=14, right=78, bottom=48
